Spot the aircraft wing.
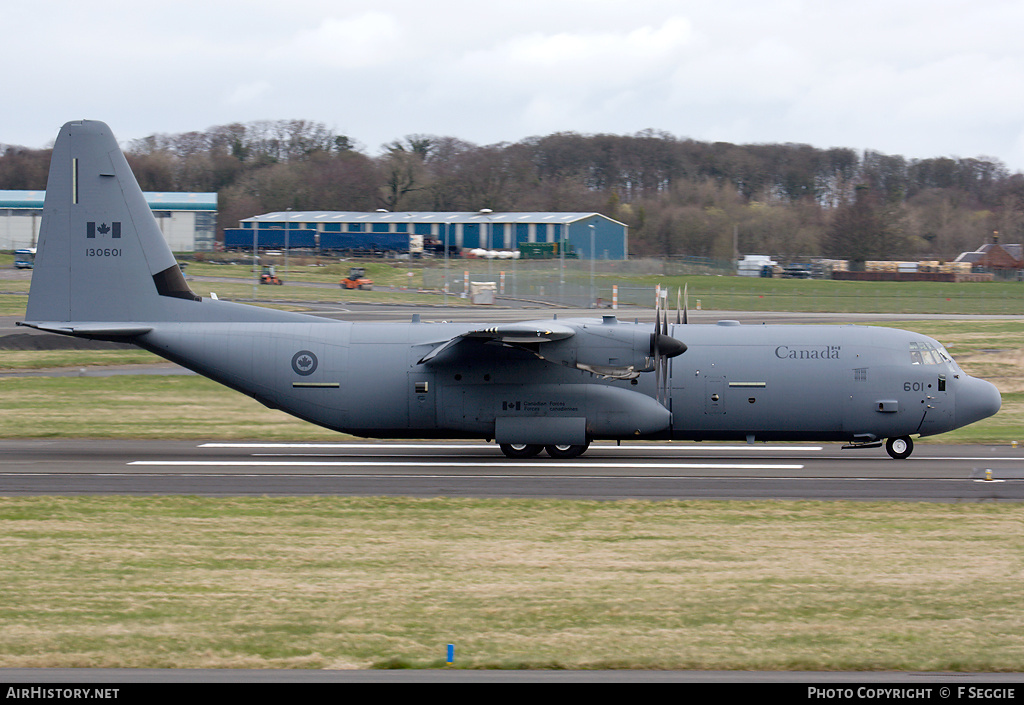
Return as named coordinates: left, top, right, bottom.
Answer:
left=417, top=321, right=576, bottom=364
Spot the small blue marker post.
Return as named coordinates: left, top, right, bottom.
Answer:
left=447, top=644, right=454, bottom=664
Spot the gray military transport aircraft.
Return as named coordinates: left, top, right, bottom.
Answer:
left=18, top=120, right=1002, bottom=459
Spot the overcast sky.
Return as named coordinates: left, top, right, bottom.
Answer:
left=6, top=0, right=1024, bottom=170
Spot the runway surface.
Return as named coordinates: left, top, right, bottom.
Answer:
left=2, top=439, right=1022, bottom=501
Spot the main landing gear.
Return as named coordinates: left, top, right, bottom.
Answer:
left=499, top=443, right=590, bottom=459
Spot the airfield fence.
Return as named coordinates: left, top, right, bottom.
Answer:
left=418, top=258, right=1024, bottom=315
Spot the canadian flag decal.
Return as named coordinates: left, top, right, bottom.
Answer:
left=86, top=222, right=121, bottom=239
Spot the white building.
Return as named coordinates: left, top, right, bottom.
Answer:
left=0, top=190, right=217, bottom=251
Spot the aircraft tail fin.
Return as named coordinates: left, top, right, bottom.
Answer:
left=24, top=120, right=201, bottom=326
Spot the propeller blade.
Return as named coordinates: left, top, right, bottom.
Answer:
left=683, top=283, right=689, bottom=325
left=650, top=285, right=688, bottom=404
left=661, top=290, right=668, bottom=337
left=654, top=288, right=662, bottom=369
left=661, top=355, right=668, bottom=405
left=653, top=287, right=662, bottom=401
left=655, top=286, right=662, bottom=324
left=675, top=287, right=682, bottom=325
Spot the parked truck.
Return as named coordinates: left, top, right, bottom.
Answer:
left=737, top=254, right=777, bottom=277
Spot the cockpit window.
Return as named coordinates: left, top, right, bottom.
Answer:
left=909, top=341, right=955, bottom=366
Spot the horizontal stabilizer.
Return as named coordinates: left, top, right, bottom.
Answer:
left=17, top=321, right=153, bottom=337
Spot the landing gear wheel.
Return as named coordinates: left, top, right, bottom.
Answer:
left=885, top=436, right=914, bottom=460
left=499, top=443, right=543, bottom=459
left=545, top=443, right=590, bottom=459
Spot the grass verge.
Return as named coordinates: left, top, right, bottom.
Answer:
left=1, top=496, right=1022, bottom=671
left=0, top=375, right=345, bottom=440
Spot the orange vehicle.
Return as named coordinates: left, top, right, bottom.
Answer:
left=340, top=267, right=373, bottom=290
left=260, top=265, right=282, bottom=285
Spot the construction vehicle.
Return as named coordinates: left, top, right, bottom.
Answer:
left=340, top=267, right=373, bottom=290
left=260, top=265, right=283, bottom=285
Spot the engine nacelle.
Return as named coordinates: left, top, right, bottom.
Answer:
left=537, top=318, right=685, bottom=379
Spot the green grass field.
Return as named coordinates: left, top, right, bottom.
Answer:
left=2, top=496, right=1023, bottom=671
left=639, top=275, right=1024, bottom=315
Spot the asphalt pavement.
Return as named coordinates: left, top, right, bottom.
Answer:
left=2, top=439, right=1021, bottom=501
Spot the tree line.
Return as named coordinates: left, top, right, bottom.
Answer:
left=3, top=119, right=1023, bottom=264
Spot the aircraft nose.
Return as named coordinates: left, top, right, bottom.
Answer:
left=956, top=376, right=1001, bottom=429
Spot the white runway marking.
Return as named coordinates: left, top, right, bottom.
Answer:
left=199, top=443, right=824, bottom=452
left=0, top=473, right=991, bottom=484
left=131, top=461, right=806, bottom=470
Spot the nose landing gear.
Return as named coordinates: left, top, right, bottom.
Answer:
left=885, top=436, right=914, bottom=460
left=843, top=436, right=916, bottom=459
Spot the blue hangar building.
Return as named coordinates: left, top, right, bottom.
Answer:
left=229, top=211, right=629, bottom=260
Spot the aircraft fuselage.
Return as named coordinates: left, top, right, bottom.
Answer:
left=138, top=316, right=998, bottom=448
